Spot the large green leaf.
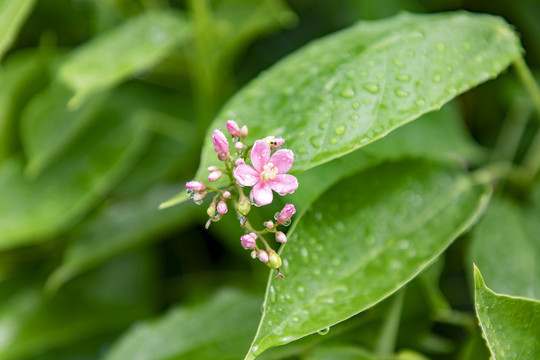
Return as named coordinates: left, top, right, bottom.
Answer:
left=45, top=183, right=200, bottom=292
left=474, top=266, right=540, bottom=359
left=469, top=197, right=540, bottom=299
left=163, top=11, right=518, bottom=207
left=0, top=0, right=36, bottom=60
left=104, top=289, right=261, bottom=360
left=0, top=109, right=148, bottom=250
left=58, top=9, right=190, bottom=107
left=0, top=252, right=155, bottom=360
left=246, top=161, right=491, bottom=358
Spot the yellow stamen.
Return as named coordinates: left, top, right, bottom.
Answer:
left=261, top=163, right=279, bottom=182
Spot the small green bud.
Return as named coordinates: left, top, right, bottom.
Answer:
left=207, top=202, right=216, bottom=217
left=266, top=250, right=282, bottom=269
left=237, top=199, right=251, bottom=215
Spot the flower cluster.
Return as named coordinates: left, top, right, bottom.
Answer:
left=185, top=121, right=298, bottom=278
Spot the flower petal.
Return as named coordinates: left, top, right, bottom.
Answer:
left=268, top=174, right=298, bottom=194
left=269, top=149, right=294, bottom=174
left=234, top=164, right=259, bottom=186
left=251, top=140, right=270, bottom=172
left=252, top=182, right=273, bottom=206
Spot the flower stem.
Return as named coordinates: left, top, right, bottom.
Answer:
left=375, top=289, right=405, bottom=357
left=514, top=56, right=540, bottom=121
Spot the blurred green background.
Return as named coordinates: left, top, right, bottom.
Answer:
left=0, top=0, right=539, bottom=359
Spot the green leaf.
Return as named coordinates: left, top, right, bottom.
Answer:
left=58, top=9, right=190, bottom=107
left=103, top=289, right=261, bottom=360
left=0, top=252, right=155, bottom=360
left=45, top=183, right=200, bottom=292
left=469, top=197, right=540, bottom=299
left=202, top=11, right=520, bottom=172
left=247, top=161, right=491, bottom=358
left=0, top=110, right=148, bottom=250
left=302, top=344, right=375, bottom=360
left=0, top=0, right=36, bottom=60
left=474, top=265, right=540, bottom=359
left=0, top=49, right=50, bottom=162
left=21, top=82, right=105, bottom=177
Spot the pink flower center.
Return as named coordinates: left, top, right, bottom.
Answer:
left=260, top=163, right=279, bottom=182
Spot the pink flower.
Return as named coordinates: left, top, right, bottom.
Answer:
left=240, top=233, right=257, bottom=250
left=212, top=129, right=229, bottom=161
left=276, top=204, right=296, bottom=225
left=233, top=140, right=298, bottom=206
left=226, top=120, right=241, bottom=137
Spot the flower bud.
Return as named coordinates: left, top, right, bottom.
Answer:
left=237, top=198, right=251, bottom=215
left=250, top=250, right=257, bottom=259
left=217, top=200, right=228, bottom=215
left=234, top=158, right=245, bottom=167
left=240, top=233, right=257, bottom=250
left=240, top=125, right=248, bottom=138
left=212, top=129, right=229, bottom=160
left=270, top=137, right=285, bottom=149
left=275, top=204, right=296, bottom=225
left=266, top=250, right=282, bottom=269
left=185, top=181, right=206, bottom=192
left=264, top=221, right=274, bottom=230
left=235, top=142, right=244, bottom=151
left=222, top=191, right=231, bottom=199
left=207, top=165, right=219, bottom=172
left=193, top=192, right=206, bottom=202
left=275, top=231, right=287, bottom=244
left=226, top=120, right=242, bottom=138
left=208, top=170, right=222, bottom=182
left=207, top=202, right=216, bottom=217
left=257, top=250, right=269, bottom=263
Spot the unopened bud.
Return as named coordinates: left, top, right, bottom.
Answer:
left=226, top=120, right=242, bottom=138
left=257, top=250, right=269, bottom=263
left=185, top=181, right=206, bottom=192
left=207, top=165, right=219, bottom=172
left=193, top=192, right=207, bottom=202
left=275, top=204, right=296, bottom=225
left=266, top=250, right=282, bottom=269
left=237, top=198, right=251, bottom=215
left=235, top=142, right=244, bottom=151
left=207, top=202, right=216, bottom=217
left=240, top=125, right=248, bottom=138
left=217, top=200, right=228, bottom=215
left=240, top=233, right=257, bottom=250
left=250, top=250, right=257, bottom=259
left=222, top=191, right=231, bottom=199
left=234, top=158, right=245, bottom=167
left=264, top=221, right=274, bottom=230
left=208, top=171, right=222, bottom=182
left=275, top=231, right=287, bottom=244
left=212, top=129, right=229, bottom=159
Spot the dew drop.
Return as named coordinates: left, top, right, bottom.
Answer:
left=297, top=285, right=306, bottom=298
left=396, top=74, right=411, bottom=82
left=335, top=125, right=346, bottom=135
left=393, top=57, right=405, bottom=67
left=269, top=285, right=277, bottom=303
left=415, top=98, right=425, bottom=106
left=318, top=327, right=330, bottom=336
left=395, top=87, right=409, bottom=97
left=359, top=71, right=368, bottom=78
left=251, top=345, right=259, bottom=354
left=292, top=316, right=300, bottom=323
left=319, top=122, right=328, bottom=130
left=433, top=74, right=442, bottom=83
left=363, top=82, right=379, bottom=93
left=352, top=102, right=360, bottom=110
left=330, top=137, right=338, bottom=144
left=376, top=72, right=384, bottom=80
left=349, top=113, right=359, bottom=121
left=310, top=136, right=321, bottom=148
left=297, top=147, right=307, bottom=154
left=300, top=247, right=309, bottom=264
left=435, top=42, right=446, bottom=51
left=279, top=336, right=295, bottom=343
left=341, top=86, right=355, bottom=98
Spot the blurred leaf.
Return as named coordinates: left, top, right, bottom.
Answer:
left=104, top=288, right=261, bottom=360
left=0, top=49, right=50, bottom=161
left=21, top=82, right=105, bottom=176
left=469, top=197, right=540, bottom=299
left=163, top=11, right=519, bottom=208
left=58, top=9, right=190, bottom=106
left=0, top=0, right=36, bottom=60
left=474, top=265, right=540, bottom=359
left=291, top=103, right=485, bottom=215
left=0, top=106, right=149, bottom=250
left=302, top=344, right=375, bottom=360
left=45, top=183, right=200, bottom=292
left=0, top=252, right=156, bottom=360
left=247, top=161, right=491, bottom=358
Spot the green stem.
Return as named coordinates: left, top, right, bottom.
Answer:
left=514, top=56, right=540, bottom=120
left=491, top=98, right=532, bottom=162
left=523, top=129, right=540, bottom=179
left=375, top=289, right=405, bottom=358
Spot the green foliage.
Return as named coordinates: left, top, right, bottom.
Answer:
left=0, top=1, right=539, bottom=360
left=474, top=266, right=540, bottom=358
